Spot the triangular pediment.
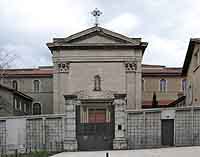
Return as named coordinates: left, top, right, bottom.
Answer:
left=53, top=26, right=140, bottom=45
left=71, top=34, right=123, bottom=44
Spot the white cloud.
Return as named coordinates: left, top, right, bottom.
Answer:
left=104, top=13, right=140, bottom=36
left=1, top=43, right=51, bottom=68
left=143, top=35, right=187, bottom=67
left=0, top=0, right=96, bottom=34
left=1, top=0, right=200, bottom=67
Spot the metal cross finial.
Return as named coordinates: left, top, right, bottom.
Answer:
left=91, top=8, right=102, bottom=26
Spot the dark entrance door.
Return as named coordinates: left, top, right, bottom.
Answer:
left=161, top=119, right=174, bottom=146
left=76, top=105, right=114, bottom=151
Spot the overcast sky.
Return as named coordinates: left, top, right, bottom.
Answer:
left=1, top=0, right=200, bottom=68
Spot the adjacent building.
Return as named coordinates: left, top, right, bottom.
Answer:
left=182, top=38, right=200, bottom=106
left=0, top=66, right=53, bottom=115
left=0, top=62, right=186, bottom=116
left=142, top=64, right=186, bottom=108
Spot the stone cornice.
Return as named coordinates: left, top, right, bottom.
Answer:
left=47, top=43, right=148, bottom=52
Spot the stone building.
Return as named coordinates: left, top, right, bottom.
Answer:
left=0, top=26, right=200, bottom=151
left=47, top=26, right=148, bottom=112
left=0, top=66, right=53, bottom=115
left=0, top=64, right=185, bottom=114
left=0, top=27, right=186, bottom=115
left=182, top=38, right=200, bottom=106
left=142, top=64, right=186, bottom=108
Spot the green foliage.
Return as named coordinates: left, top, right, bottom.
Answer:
left=30, top=150, right=48, bottom=157
left=0, top=150, right=49, bottom=157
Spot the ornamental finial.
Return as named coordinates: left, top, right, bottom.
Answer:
left=91, top=8, right=102, bottom=26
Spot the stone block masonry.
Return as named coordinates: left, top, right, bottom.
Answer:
left=1, top=106, right=200, bottom=153
left=127, top=106, right=200, bottom=149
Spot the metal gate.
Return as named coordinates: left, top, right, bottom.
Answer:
left=76, top=105, right=114, bottom=151
left=0, top=120, right=6, bottom=154
left=161, top=119, right=174, bottom=146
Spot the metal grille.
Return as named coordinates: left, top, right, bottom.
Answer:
left=193, top=109, right=200, bottom=145
left=175, top=110, right=192, bottom=145
left=45, top=118, right=64, bottom=152
left=76, top=105, right=114, bottom=151
left=145, top=112, right=161, bottom=147
left=0, top=120, right=6, bottom=154
left=26, top=118, right=44, bottom=151
left=127, top=113, right=144, bottom=149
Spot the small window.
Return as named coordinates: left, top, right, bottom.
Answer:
left=182, top=79, right=187, bottom=92
left=14, top=98, right=17, bottom=109
left=160, top=79, right=167, bottom=92
left=194, top=49, right=200, bottom=68
left=12, top=80, right=18, bottom=90
left=94, top=75, right=101, bottom=91
left=19, top=101, right=22, bottom=110
left=118, top=125, right=122, bottom=130
left=33, top=80, right=40, bottom=92
left=24, top=103, right=26, bottom=112
left=16, top=100, right=20, bottom=110
left=33, top=103, right=41, bottom=115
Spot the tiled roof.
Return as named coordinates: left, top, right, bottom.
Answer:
left=0, top=64, right=183, bottom=77
left=142, top=64, right=182, bottom=76
left=0, top=67, right=54, bottom=78
left=0, top=84, right=33, bottom=100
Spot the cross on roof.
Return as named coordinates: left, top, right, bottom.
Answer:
left=91, top=8, right=102, bottom=27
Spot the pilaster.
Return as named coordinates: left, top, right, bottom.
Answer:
left=112, top=94, right=128, bottom=150
left=135, top=61, right=142, bottom=109
left=63, top=95, right=79, bottom=151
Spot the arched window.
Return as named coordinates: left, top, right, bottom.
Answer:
left=33, top=80, right=40, bottom=92
left=160, top=79, right=167, bottom=92
left=94, top=75, right=101, bottom=91
left=182, top=79, right=187, bottom=92
left=33, top=103, right=41, bottom=115
left=12, top=80, right=18, bottom=90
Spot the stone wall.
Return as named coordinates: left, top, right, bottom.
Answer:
left=2, top=107, right=200, bottom=153
left=127, top=106, right=200, bottom=149
left=127, top=110, right=161, bottom=149
left=0, top=114, right=65, bottom=154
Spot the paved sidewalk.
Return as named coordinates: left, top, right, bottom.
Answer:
left=51, top=146, right=200, bottom=157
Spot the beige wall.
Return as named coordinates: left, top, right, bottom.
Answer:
left=68, top=62, right=126, bottom=93
left=142, top=76, right=185, bottom=104
left=186, top=43, right=200, bottom=106
left=53, top=48, right=143, bottom=113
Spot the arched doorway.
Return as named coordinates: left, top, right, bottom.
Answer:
left=33, top=103, right=42, bottom=115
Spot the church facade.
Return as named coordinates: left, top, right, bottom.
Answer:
left=46, top=26, right=148, bottom=150
left=47, top=26, right=148, bottom=113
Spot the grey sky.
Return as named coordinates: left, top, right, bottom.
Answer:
left=0, top=0, right=200, bottom=68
